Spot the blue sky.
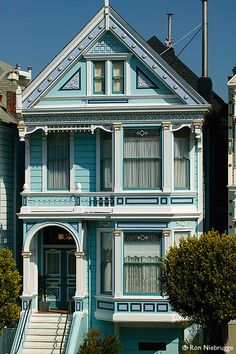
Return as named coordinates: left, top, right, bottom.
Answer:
left=1, top=0, right=234, bottom=100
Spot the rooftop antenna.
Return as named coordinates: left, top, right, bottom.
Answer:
left=202, top=0, right=208, bottom=77
left=165, top=13, right=173, bottom=48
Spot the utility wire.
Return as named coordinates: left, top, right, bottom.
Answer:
left=160, top=23, right=202, bottom=56
left=176, top=26, right=202, bottom=58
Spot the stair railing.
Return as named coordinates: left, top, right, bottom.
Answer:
left=59, top=301, right=71, bottom=354
left=11, top=299, right=32, bottom=354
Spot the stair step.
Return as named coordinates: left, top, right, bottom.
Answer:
left=22, top=349, right=63, bottom=354
left=27, top=328, right=70, bottom=335
left=25, top=334, right=67, bottom=342
left=23, top=341, right=66, bottom=349
left=30, top=315, right=69, bottom=323
left=29, top=321, right=71, bottom=329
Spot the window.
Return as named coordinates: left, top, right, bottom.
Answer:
left=94, top=61, right=105, bottom=94
left=47, top=132, right=70, bottom=190
left=112, top=61, right=124, bottom=94
left=100, top=131, right=112, bottom=190
left=101, top=232, right=113, bottom=295
left=124, top=233, right=162, bottom=294
left=124, top=129, right=161, bottom=189
left=174, top=128, right=190, bottom=189
left=174, top=231, right=191, bottom=246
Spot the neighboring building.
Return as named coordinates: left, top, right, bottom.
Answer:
left=228, top=68, right=236, bottom=234
left=11, top=3, right=227, bottom=354
left=0, top=61, right=25, bottom=262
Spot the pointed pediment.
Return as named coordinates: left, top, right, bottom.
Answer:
left=22, top=5, right=209, bottom=109
left=136, top=68, right=159, bottom=89
left=59, top=69, right=81, bottom=91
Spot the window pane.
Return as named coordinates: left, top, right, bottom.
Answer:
left=101, top=131, right=112, bottom=190
left=94, top=62, right=105, bottom=94
left=174, top=128, right=190, bottom=189
left=124, top=233, right=162, bottom=294
left=67, top=252, right=76, bottom=275
left=124, top=129, right=161, bottom=188
left=101, top=232, right=112, bottom=294
left=47, top=132, right=70, bottom=190
left=113, top=61, right=124, bottom=93
left=47, top=251, right=60, bottom=275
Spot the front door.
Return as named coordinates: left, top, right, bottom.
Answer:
left=44, top=248, right=76, bottom=309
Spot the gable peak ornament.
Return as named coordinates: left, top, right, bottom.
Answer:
left=105, top=0, right=109, bottom=6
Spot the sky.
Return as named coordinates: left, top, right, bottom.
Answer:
left=1, top=0, right=235, bottom=101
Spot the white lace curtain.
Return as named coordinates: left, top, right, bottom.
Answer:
left=174, top=129, right=190, bottom=188
left=124, top=137, right=161, bottom=188
left=47, top=132, right=70, bottom=190
left=100, top=132, right=112, bottom=190
left=101, top=232, right=112, bottom=294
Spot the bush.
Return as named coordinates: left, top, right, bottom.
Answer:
left=78, top=328, right=121, bottom=354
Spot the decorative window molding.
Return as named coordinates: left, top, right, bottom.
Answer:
left=59, top=69, right=81, bottom=91
left=136, top=68, right=159, bottom=89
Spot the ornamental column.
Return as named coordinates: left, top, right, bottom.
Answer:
left=22, top=251, right=32, bottom=296
left=113, top=123, right=122, bottom=193
left=162, top=122, right=172, bottom=192
left=113, top=230, right=122, bottom=297
left=162, top=229, right=171, bottom=254
left=74, top=251, right=86, bottom=298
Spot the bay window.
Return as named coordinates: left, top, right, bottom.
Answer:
left=124, top=128, right=161, bottom=189
left=124, top=233, right=162, bottom=294
left=174, top=128, right=190, bottom=189
left=101, top=232, right=113, bottom=295
left=47, top=132, right=70, bottom=190
left=174, top=231, right=191, bottom=246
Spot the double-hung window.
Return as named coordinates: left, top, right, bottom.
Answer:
left=174, top=128, right=190, bottom=189
left=112, top=61, right=124, bottom=94
left=100, top=232, right=113, bottom=295
left=94, top=61, right=105, bottom=94
left=100, top=131, right=112, bottom=191
left=124, top=233, right=162, bottom=294
left=174, top=231, right=191, bottom=246
left=124, top=128, right=161, bottom=189
left=47, top=132, right=70, bottom=190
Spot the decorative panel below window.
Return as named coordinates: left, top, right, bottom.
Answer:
left=124, top=129, right=161, bottom=189
left=47, top=132, right=70, bottom=190
left=124, top=233, right=162, bottom=294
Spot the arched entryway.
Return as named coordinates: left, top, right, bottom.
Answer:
left=21, top=222, right=86, bottom=312
left=39, top=226, right=76, bottom=310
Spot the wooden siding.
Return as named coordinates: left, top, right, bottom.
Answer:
left=30, top=131, right=42, bottom=192
left=74, top=132, right=96, bottom=192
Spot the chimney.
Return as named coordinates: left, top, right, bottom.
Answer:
left=165, top=13, right=173, bottom=48
left=198, top=0, right=212, bottom=103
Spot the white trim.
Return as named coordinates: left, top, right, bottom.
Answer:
left=25, top=136, right=30, bottom=190
left=162, top=123, right=172, bottom=192
left=106, top=60, right=111, bottom=95
left=114, top=230, right=123, bottom=297
left=83, top=53, right=132, bottom=60
left=96, top=129, right=101, bottom=191
left=190, top=130, right=195, bottom=191
left=125, top=59, right=131, bottom=96
left=87, top=60, right=92, bottom=96
left=42, top=134, right=47, bottom=192
left=38, top=94, right=178, bottom=101
left=113, top=312, right=185, bottom=323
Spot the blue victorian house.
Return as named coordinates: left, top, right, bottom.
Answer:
left=11, top=3, right=215, bottom=354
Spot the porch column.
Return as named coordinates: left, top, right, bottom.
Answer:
left=162, top=121, right=172, bottom=192
left=113, top=122, right=122, bottom=193
left=75, top=251, right=86, bottom=297
left=113, top=230, right=122, bottom=297
left=22, top=251, right=32, bottom=296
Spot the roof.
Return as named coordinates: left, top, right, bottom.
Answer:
left=147, top=36, right=226, bottom=112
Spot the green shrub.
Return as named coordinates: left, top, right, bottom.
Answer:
left=78, top=328, right=121, bottom=354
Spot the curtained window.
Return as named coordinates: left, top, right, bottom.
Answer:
left=101, top=232, right=113, bottom=295
left=174, top=231, right=191, bottom=246
left=112, top=61, right=124, bottom=94
left=94, top=61, right=105, bottom=94
left=100, top=131, right=112, bottom=191
left=47, top=132, right=70, bottom=190
left=124, top=129, right=161, bottom=189
left=174, top=128, right=190, bottom=189
left=124, top=233, right=162, bottom=294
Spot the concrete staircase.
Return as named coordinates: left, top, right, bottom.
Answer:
left=21, top=313, right=72, bottom=354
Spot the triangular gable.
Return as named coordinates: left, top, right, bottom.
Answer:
left=22, top=5, right=208, bottom=109
left=136, top=68, right=159, bottom=89
left=59, top=68, right=81, bottom=91
left=228, top=74, right=236, bottom=87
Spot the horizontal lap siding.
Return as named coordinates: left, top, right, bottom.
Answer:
left=74, top=132, right=96, bottom=192
left=30, top=131, right=42, bottom=191
left=0, top=127, right=16, bottom=247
